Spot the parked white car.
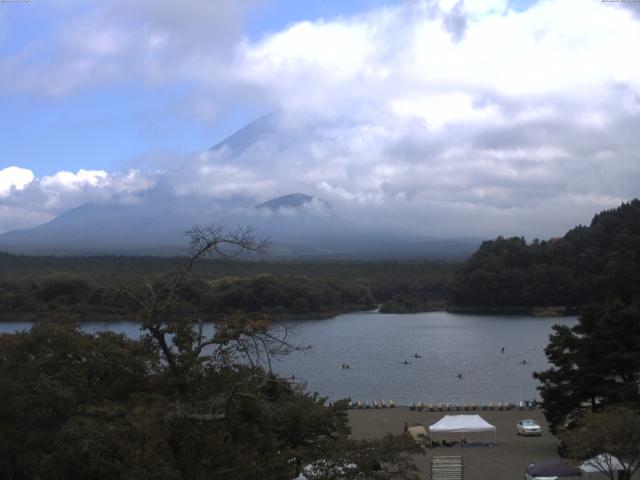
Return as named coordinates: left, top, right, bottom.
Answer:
left=517, top=419, right=542, bottom=436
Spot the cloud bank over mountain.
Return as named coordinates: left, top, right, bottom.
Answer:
left=1, top=0, right=639, bottom=239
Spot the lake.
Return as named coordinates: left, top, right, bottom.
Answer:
left=0, top=311, right=576, bottom=405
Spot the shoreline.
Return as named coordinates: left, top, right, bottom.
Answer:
left=0, top=305, right=377, bottom=324
left=445, top=305, right=581, bottom=317
left=0, top=304, right=581, bottom=324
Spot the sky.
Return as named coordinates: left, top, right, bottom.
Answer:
left=0, top=0, right=639, bottom=238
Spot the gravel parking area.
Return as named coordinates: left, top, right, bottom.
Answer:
left=348, top=407, right=563, bottom=480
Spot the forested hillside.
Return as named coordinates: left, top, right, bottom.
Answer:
left=448, top=200, right=640, bottom=309
left=0, top=254, right=455, bottom=320
left=3, top=200, right=638, bottom=319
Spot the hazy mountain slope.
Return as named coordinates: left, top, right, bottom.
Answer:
left=256, top=193, right=314, bottom=211
left=0, top=116, right=483, bottom=259
left=209, top=114, right=276, bottom=154
left=0, top=191, right=481, bottom=258
left=0, top=200, right=201, bottom=254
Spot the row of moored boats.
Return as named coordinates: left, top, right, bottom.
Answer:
left=349, top=400, right=396, bottom=409
left=344, top=399, right=538, bottom=410
left=409, top=400, right=538, bottom=411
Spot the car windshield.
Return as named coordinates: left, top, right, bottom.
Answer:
left=522, top=420, right=537, bottom=426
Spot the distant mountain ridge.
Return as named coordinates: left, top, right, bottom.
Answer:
left=0, top=117, right=483, bottom=259
left=0, top=190, right=482, bottom=259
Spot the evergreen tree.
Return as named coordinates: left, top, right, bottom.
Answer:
left=534, top=301, right=640, bottom=433
left=449, top=199, right=640, bottom=308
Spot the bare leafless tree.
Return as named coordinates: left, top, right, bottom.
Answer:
left=119, top=225, right=304, bottom=372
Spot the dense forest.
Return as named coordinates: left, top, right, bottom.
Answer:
left=2, top=200, right=639, bottom=321
left=0, top=253, right=456, bottom=321
left=448, top=200, right=640, bottom=310
left=529, top=203, right=640, bottom=467
left=0, top=200, right=640, bottom=320
left=0, top=225, right=422, bottom=479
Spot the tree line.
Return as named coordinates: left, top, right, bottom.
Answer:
left=0, top=273, right=376, bottom=321
left=448, top=200, right=640, bottom=309
left=0, top=227, right=422, bottom=479
left=526, top=201, right=640, bottom=480
left=0, top=254, right=455, bottom=320
left=2, top=200, right=640, bottom=319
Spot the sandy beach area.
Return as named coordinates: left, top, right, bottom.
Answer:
left=348, top=407, right=576, bottom=480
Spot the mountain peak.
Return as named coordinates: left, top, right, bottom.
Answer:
left=210, top=114, right=275, bottom=154
left=256, top=193, right=314, bottom=211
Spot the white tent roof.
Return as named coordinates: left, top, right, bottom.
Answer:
left=579, top=453, right=626, bottom=473
left=429, top=415, right=496, bottom=433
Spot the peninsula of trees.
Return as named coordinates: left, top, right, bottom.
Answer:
left=448, top=199, right=640, bottom=311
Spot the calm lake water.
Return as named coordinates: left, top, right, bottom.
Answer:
left=0, top=311, right=576, bottom=405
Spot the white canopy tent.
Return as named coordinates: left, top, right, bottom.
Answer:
left=428, top=415, right=497, bottom=445
left=579, top=453, right=626, bottom=474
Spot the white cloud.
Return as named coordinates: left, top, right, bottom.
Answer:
left=233, top=0, right=640, bottom=107
left=0, top=167, right=34, bottom=197
left=214, top=0, right=640, bottom=236
left=0, top=0, right=258, bottom=96
left=40, top=169, right=109, bottom=189
left=390, top=93, right=501, bottom=130
left=0, top=168, right=155, bottom=232
left=2, top=0, right=640, bottom=239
